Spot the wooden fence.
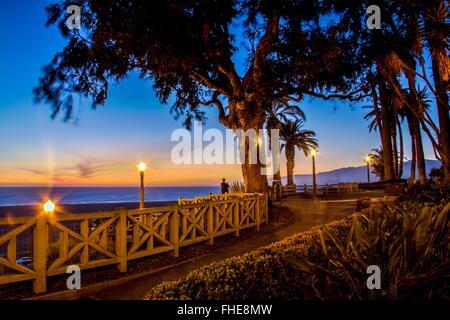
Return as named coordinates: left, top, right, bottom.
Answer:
left=282, top=183, right=361, bottom=196
left=0, top=193, right=268, bottom=294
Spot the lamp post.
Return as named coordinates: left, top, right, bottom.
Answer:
left=138, top=162, right=147, bottom=209
left=310, top=149, right=317, bottom=196
left=43, top=200, right=55, bottom=215
left=365, top=156, right=371, bottom=183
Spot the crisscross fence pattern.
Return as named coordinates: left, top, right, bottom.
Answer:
left=0, top=193, right=268, bottom=294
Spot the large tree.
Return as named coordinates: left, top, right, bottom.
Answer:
left=35, top=0, right=362, bottom=192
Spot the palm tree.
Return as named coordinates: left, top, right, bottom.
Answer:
left=420, top=0, right=450, bottom=184
left=404, top=87, right=431, bottom=183
left=279, top=119, right=318, bottom=186
left=363, top=86, right=405, bottom=180
left=369, top=148, right=385, bottom=180
left=266, top=102, right=306, bottom=183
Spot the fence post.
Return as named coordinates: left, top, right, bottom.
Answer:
left=337, top=184, right=340, bottom=193
left=255, top=194, right=261, bottom=231
left=265, top=193, right=269, bottom=224
left=33, top=213, right=47, bottom=294
left=207, top=200, right=214, bottom=245
left=325, top=184, right=329, bottom=194
left=116, top=208, right=127, bottom=273
left=304, top=184, right=307, bottom=193
left=170, top=205, right=180, bottom=257
left=234, top=199, right=240, bottom=237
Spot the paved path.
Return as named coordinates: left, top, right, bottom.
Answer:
left=93, top=192, right=382, bottom=300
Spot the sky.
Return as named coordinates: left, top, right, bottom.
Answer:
left=0, top=0, right=437, bottom=187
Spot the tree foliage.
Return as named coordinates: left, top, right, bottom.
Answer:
left=34, top=0, right=365, bottom=129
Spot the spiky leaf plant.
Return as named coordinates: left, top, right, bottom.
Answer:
left=291, top=201, right=450, bottom=299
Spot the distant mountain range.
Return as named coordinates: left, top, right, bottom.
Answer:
left=281, top=160, right=441, bottom=185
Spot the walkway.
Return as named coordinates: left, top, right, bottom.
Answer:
left=92, top=191, right=383, bottom=300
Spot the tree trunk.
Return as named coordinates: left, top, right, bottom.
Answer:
left=397, top=117, right=404, bottom=179
left=407, top=119, right=416, bottom=182
left=241, top=135, right=269, bottom=192
left=378, top=80, right=395, bottom=180
left=404, top=58, right=427, bottom=184
left=415, top=120, right=427, bottom=184
left=285, top=144, right=295, bottom=186
left=392, top=119, right=399, bottom=178
left=423, top=0, right=450, bottom=185
left=268, top=126, right=282, bottom=183
left=431, top=59, right=450, bottom=185
left=235, top=100, right=269, bottom=193
left=242, top=163, right=268, bottom=193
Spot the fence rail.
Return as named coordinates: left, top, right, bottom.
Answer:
left=0, top=193, right=268, bottom=294
left=282, top=183, right=361, bottom=196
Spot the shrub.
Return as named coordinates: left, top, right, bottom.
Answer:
left=145, top=219, right=354, bottom=300
left=145, top=197, right=449, bottom=300
left=229, top=181, right=245, bottom=193
left=293, top=202, right=449, bottom=299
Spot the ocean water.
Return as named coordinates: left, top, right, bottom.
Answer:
left=0, top=186, right=221, bottom=207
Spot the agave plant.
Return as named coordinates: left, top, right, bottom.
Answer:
left=229, top=181, right=245, bottom=193
left=291, top=201, right=450, bottom=299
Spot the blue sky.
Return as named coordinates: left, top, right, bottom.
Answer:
left=0, top=0, right=437, bottom=186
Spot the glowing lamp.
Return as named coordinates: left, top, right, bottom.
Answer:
left=43, top=200, right=55, bottom=215
left=138, top=162, right=147, bottom=172
left=310, top=149, right=317, bottom=157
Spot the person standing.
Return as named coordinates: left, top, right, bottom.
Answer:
left=221, top=178, right=230, bottom=194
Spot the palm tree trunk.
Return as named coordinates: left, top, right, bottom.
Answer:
left=392, top=118, right=399, bottom=178
left=407, top=118, right=417, bottom=182
left=378, top=76, right=395, bottom=180
left=404, top=58, right=426, bottom=184
left=415, top=120, right=427, bottom=184
left=397, top=117, right=404, bottom=178
left=423, top=0, right=450, bottom=185
left=268, top=125, right=282, bottom=183
left=285, top=144, right=295, bottom=186
left=410, top=132, right=417, bottom=182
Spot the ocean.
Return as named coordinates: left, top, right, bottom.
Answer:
left=0, top=186, right=221, bottom=207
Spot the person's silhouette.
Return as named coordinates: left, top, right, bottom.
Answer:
left=220, top=178, right=230, bottom=194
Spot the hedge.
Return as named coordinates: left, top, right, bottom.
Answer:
left=145, top=198, right=449, bottom=300
left=144, top=217, right=353, bottom=300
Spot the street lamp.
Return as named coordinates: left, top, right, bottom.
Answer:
left=310, top=149, right=317, bottom=196
left=43, top=200, right=55, bottom=215
left=138, top=162, right=147, bottom=209
left=365, top=155, right=371, bottom=183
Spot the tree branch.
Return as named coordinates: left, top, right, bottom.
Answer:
left=252, top=14, right=280, bottom=87
left=303, top=86, right=370, bottom=102
left=190, top=70, right=229, bottom=96
left=197, top=92, right=230, bottom=126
